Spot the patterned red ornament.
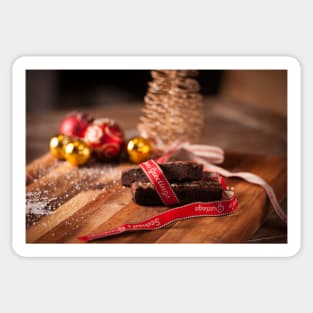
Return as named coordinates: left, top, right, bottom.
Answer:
left=59, top=112, right=93, bottom=138
left=84, top=118, right=125, bottom=161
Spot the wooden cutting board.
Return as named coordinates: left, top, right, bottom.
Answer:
left=26, top=152, right=287, bottom=244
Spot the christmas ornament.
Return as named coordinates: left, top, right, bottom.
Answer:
left=126, top=136, right=152, bottom=164
left=84, top=118, right=124, bottom=161
left=59, top=112, right=93, bottom=138
left=138, top=70, right=204, bottom=147
left=64, top=139, right=92, bottom=166
left=49, top=134, right=72, bottom=160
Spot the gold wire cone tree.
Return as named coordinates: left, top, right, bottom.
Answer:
left=138, top=70, right=204, bottom=148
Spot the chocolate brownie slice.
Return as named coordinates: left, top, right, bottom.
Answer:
left=121, top=161, right=203, bottom=187
left=131, top=180, right=223, bottom=206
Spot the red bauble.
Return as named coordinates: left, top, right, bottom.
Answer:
left=84, top=118, right=125, bottom=161
left=59, top=112, right=93, bottom=138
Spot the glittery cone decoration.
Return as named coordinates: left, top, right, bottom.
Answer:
left=138, top=70, right=204, bottom=147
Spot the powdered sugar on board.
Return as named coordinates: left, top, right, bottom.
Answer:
left=26, top=160, right=133, bottom=227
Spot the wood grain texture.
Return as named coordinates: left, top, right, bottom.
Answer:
left=26, top=152, right=287, bottom=244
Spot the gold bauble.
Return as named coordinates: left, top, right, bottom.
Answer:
left=64, top=139, right=92, bottom=166
left=126, top=137, right=152, bottom=164
left=49, top=134, right=72, bottom=160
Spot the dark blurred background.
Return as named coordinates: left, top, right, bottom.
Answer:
left=26, top=70, right=223, bottom=112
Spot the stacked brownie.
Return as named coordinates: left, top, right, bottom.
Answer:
left=121, top=161, right=223, bottom=206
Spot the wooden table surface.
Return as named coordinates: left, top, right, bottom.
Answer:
left=26, top=97, right=287, bottom=243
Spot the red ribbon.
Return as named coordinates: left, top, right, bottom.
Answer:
left=78, top=160, right=238, bottom=243
left=139, top=160, right=179, bottom=206
left=78, top=191, right=237, bottom=242
left=156, top=142, right=287, bottom=224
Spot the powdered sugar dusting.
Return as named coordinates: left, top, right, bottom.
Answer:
left=26, top=162, right=131, bottom=227
left=26, top=191, right=57, bottom=216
